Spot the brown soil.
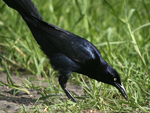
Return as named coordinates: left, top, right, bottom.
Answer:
left=0, top=72, right=85, bottom=112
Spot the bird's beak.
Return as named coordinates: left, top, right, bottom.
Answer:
left=114, top=82, right=128, bottom=100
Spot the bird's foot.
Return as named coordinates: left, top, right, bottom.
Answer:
left=64, top=88, right=77, bottom=103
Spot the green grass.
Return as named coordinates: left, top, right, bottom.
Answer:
left=0, top=0, right=150, bottom=112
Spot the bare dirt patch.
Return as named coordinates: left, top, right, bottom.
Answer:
left=0, top=72, right=85, bottom=112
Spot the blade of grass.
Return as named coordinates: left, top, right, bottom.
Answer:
left=2, top=58, right=15, bottom=86
left=127, top=23, right=147, bottom=72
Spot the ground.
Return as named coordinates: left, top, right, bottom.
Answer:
left=0, top=72, right=95, bottom=113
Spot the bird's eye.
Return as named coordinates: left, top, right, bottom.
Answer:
left=114, top=78, right=117, bottom=81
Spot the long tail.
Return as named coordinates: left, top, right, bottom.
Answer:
left=3, top=0, right=63, bottom=59
left=3, top=0, right=56, bottom=56
left=3, top=0, right=43, bottom=21
left=3, top=0, right=46, bottom=42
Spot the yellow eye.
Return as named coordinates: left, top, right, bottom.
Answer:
left=114, top=78, right=117, bottom=81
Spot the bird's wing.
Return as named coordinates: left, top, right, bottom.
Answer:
left=57, top=33, right=95, bottom=62
left=43, top=26, right=96, bottom=63
left=28, top=17, right=97, bottom=63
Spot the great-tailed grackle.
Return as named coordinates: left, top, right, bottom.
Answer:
left=3, top=0, right=128, bottom=102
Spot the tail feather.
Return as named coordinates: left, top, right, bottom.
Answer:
left=3, top=0, right=43, bottom=21
left=3, top=0, right=52, bottom=56
left=3, top=0, right=72, bottom=65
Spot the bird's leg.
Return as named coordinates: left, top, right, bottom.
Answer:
left=59, top=71, right=77, bottom=103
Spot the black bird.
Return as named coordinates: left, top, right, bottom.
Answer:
left=3, top=0, right=128, bottom=102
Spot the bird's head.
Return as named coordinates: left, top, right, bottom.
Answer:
left=95, top=63, right=128, bottom=100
